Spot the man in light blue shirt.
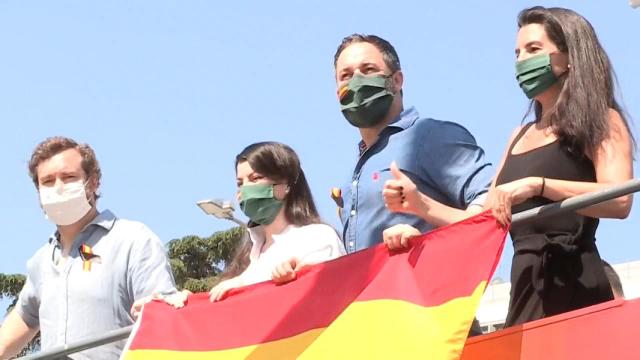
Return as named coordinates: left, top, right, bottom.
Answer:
left=334, top=34, right=493, bottom=254
left=0, top=137, right=176, bottom=359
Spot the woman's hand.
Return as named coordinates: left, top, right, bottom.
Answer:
left=163, top=290, right=191, bottom=308
left=485, top=177, right=543, bottom=227
left=383, top=161, right=429, bottom=217
left=130, top=290, right=191, bottom=320
left=382, top=224, right=421, bottom=250
left=131, top=290, right=192, bottom=320
left=271, top=257, right=309, bottom=284
left=209, top=277, right=243, bottom=302
left=130, top=293, right=163, bottom=320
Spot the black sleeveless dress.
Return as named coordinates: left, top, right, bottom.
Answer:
left=496, top=123, right=613, bottom=327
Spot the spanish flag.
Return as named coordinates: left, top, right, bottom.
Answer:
left=123, top=211, right=507, bottom=359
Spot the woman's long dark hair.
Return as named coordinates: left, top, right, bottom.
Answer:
left=518, top=6, right=635, bottom=157
left=221, top=142, right=322, bottom=279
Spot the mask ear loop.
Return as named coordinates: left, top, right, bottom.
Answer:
left=84, top=177, right=100, bottom=205
left=283, top=171, right=301, bottom=195
left=385, top=71, right=401, bottom=96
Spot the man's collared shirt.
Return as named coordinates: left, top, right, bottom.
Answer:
left=340, top=107, right=493, bottom=253
left=16, top=210, right=176, bottom=359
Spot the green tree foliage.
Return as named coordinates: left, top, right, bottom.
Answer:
left=0, top=273, right=41, bottom=356
left=0, top=274, right=26, bottom=309
left=167, top=226, right=244, bottom=292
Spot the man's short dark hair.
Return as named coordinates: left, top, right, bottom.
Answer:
left=334, top=34, right=401, bottom=73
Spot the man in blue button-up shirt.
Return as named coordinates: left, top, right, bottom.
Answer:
left=334, top=34, right=493, bottom=254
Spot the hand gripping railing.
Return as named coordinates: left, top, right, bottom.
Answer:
left=511, top=179, right=640, bottom=224
left=18, top=178, right=640, bottom=360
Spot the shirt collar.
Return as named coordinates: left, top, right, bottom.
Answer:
left=47, top=209, right=117, bottom=245
left=89, top=209, right=117, bottom=231
left=247, top=224, right=297, bottom=246
left=387, top=106, right=419, bottom=131
left=247, top=225, right=266, bottom=246
left=356, top=106, right=420, bottom=155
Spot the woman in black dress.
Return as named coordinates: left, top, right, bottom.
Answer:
left=485, top=6, right=634, bottom=326
left=381, top=6, right=634, bottom=327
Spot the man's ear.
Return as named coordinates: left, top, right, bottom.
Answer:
left=86, top=176, right=100, bottom=204
left=392, top=70, right=404, bottom=94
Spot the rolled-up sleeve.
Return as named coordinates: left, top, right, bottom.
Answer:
left=128, top=226, right=177, bottom=300
left=421, top=121, right=493, bottom=208
left=15, top=271, right=40, bottom=328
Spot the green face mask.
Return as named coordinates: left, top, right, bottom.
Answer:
left=339, top=73, right=395, bottom=128
left=515, top=53, right=558, bottom=99
left=239, top=184, right=284, bottom=225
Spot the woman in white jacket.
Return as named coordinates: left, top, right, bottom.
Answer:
left=208, top=141, right=346, bottom=301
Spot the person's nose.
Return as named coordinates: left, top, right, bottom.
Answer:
left=53, top=177, right=65, bottom=192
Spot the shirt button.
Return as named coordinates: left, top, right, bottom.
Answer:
left=349, top=241, right=354, bottom=247
left=350, top=209, right=356, bottom=216
left=352, top=180, right=358, bottom=186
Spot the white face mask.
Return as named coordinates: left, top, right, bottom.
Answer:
left=39, top=180, right=92, bottom=226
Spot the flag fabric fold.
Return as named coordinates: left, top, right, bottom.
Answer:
left=122, top=211, right=507, bottom=360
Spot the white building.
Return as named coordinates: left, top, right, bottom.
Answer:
left=476, top=260, right=640, bottom=334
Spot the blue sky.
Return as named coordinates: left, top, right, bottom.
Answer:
left=1, top=1, right=638, bottom=290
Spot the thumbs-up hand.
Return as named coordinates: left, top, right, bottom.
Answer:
left=383, top=161, right=429, bottom=217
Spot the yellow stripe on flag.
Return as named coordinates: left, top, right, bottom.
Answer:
left=123, top=328, right=324, bottom=360
left=300, top=281, right=487, bottom=359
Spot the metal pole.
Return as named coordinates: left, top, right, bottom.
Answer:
left=20, top=325, right=133, bottom=360
left=225, top=216, right=246, bottom=227
left=512, top=178, right=640, bottom=225
left=18, top=179, right=640, bottom=359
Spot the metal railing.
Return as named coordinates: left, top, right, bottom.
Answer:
left=18, top=179, right=640, bottom=359
left=511, top=179, right=640, bottom=224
